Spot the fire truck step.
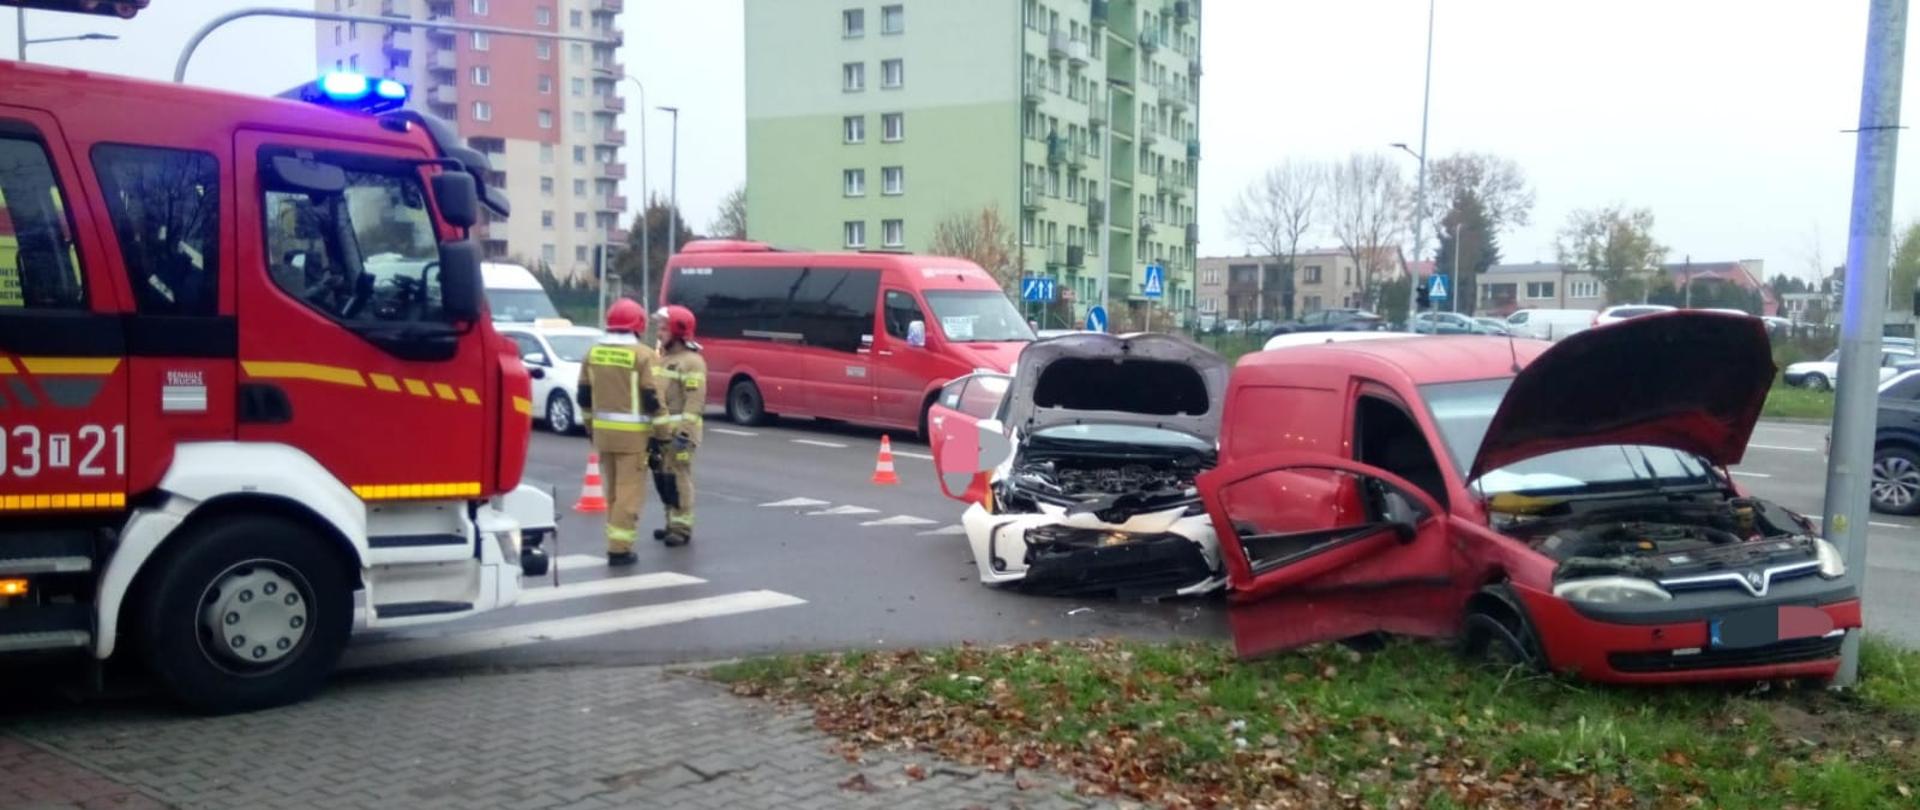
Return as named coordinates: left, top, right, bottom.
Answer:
left=0, top=531, right=95, bottom=576
left=373, top=601, right=474, bottom=620
left=368, top=533, right=469, bottom=549
left=0, top=603, right=91, bottom=654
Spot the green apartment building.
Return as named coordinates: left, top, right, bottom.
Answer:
left=745, top=0, right=1202, bottom=327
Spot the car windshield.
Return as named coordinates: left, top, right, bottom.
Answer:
left=488, top=289, right=560, bottom=322
left=1032, top=424, right=1210, bottom=450
left=924, top=290, right=1034, bottom=342
left=545, top=335, right=595, bottom=363
left=1421, top=377, right=1714, bottom=495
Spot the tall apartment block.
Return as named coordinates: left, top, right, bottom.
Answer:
left=745, top=0, right=1202, bottom=326
left=314, top=0, right=628, bottom=280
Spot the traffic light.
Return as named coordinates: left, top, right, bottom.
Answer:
left=1416, top=278, right=1432, bottom=310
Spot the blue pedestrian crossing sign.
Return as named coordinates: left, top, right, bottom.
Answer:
left=1142, top=263, right=1166, bottom=299
left=1085, top=305, right=1108, bottom=332
left=1020, top=276, right=1056, bottom=302
left=1428, top=274, right=1450, bottom=302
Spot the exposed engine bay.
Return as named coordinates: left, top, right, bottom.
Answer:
left=999, top=444, right=1211, bottom=523
left=1494, top=494, right=1822, bottom=582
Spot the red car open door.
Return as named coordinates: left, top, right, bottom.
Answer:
left=1195, top=452, right=1463, bottom=659
left=927, top=373, right=1013, bottom=504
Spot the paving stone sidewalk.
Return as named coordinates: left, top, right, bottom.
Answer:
left=1, top=665, right=1114, bottom=810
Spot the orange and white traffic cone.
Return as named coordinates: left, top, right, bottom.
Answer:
left=574, top=452, right=608, bottom=513
left=871, top=435, right=900, bottom=486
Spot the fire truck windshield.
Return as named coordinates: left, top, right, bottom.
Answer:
left=266, top=160, right=451, bottom=326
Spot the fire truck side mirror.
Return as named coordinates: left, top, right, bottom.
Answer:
left=268, top=155, right=346, bottom=194
left=438, top=240, right=483, bottom=322
left=431, top=172, right=479, bottom=230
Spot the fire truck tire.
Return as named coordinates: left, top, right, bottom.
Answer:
left=134, top=515, right=354, bottom=714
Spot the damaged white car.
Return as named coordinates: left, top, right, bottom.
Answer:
left=927, top=333, right=1229, bottom=598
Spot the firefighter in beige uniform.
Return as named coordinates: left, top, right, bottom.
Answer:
left=650, top=305, right=706, bottom=546
left=576, top=299, right=662, bottom=566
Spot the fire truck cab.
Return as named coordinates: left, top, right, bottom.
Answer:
left=0, top=60, right=553, bottom=712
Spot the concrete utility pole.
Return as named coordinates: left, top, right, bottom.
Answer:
left=659, top=105, right=681, bottom=275
left=1828, top=0, right=1906, bottom=688
left=1404, top=0, right=1436, bottom=330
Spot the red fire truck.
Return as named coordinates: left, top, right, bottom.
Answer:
left=0, top=54, right=554, bottom=711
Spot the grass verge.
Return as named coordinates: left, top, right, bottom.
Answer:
left=1764, top=384, right=1837, bottom=421
left=714, top=638, right=1920, bottom=808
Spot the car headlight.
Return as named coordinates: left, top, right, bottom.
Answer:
left=1553, top=576, right=1673, bottom=603
left=1813, top=538, right=1847, bottom=579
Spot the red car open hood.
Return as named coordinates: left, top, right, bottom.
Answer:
left=1468, top=312, right=1775, bottom=480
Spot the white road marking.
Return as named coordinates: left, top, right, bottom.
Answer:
left=919, top=525, right=968, bottom=536
left=1731, top=471, right=1772, bottom=479
left=859, top=515, right=938, bottom=527
left=792, top=439, right=848, bottom=449
left=892, top=450, right=935, bottom=461
left=761, top=497, right=831, bottom=508
left=1748, top=443, right=1817, bottom=453
left=517, top=572, right=705, bottom=606
left=711, top=427, right=758, bottom=437
left=808, top=504, right=880, bottom=516
left=343, top=590, right=807, bottom=669
left=554, top=554, right=615, bottom=572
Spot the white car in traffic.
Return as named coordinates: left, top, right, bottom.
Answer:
left=1503, top=308, right=1596, bottom=341
left=1783, top=343, right=1917, bottom=391
left=1592, top=304, right=1676, bottom=327
left=499, top=324, right=603, bottom=433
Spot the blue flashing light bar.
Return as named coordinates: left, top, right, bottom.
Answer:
left=284, top=72, right=409, bottom=114
left=374, top=79, right=408, bottom=101
left=320, top=72, right=371, bottom=100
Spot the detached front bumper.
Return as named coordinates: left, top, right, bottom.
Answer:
left=961, top=502, right=1223, bottom=598
left=1514, top=582, right=1862, bottom=684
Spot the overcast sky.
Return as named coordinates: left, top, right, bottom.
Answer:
left=4, top=1, right=1913, bottom=282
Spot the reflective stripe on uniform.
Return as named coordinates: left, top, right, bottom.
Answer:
left=589, top=346, right=639, bottom=367
left=593, top=412, right=653, bottom=431
left=605, top=525, right=637, bottom=541
left=668, top=513, right=695, bottom=527
left=657, top=414, right=705, bottom=425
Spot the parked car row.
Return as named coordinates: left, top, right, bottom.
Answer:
left=930, top=313, right=1858, bottom=686
left=1784, top=338, right=1917, bottom=391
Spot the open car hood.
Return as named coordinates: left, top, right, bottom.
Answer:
left=1469, top=311, right=1775, bottom=480
left=1005, top=333, right=1227, bottom=442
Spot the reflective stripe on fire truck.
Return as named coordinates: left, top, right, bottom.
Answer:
left=0, top=492, right=126, bottom=511
left=352, top=482, right=483, bottom=500
left=513, top=396, right=534, bottom=415
left=242, top=362, right=482, bottom=408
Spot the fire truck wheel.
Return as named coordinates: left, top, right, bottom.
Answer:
left=134, top=515, right=354, bottom=714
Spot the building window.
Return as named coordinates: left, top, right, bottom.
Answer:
left=542, top=244, right=556, bottom=263
left=349, top=54, right=359, bottom=72
left=1526, top=281, right=1555, bottom=299
left=882, top=166, right=904, bottom=195
left=844, top=115, right=866, bottom=143
left=472, top=101, right=492, bottom=121
left=538, top=75, right=553, bottom=94
left=537, top=41, right=552, bottom=60
left=471, top=0, right=487, bottom=14
left=573, top=179, right=587, bottom=196
left=333, top=25, right=341, bottom=45
left=571, top=77, right=586, bottom=97
left=843, top=62, right=865, bottom=92
left=570, top=9, right=583, bottom=28
left=575, top=212, right=588, bottom=230
left=571, top=111, right=586, bottom=132
left=576, top=246, right=589, bottom=262
left=1304, top=265, right=1322, bottom=283
left=471, top=31, right=489, bottom=50
left=844, top=168, right=866, bottom=197
left=882, top=112, right=904, bottom=141
left=541, top=211, right=555, bottom=229
left=881, top=4, right=904, bottom=34
left=536, top=6, right=552, bottom=26
left=843, top=8, right=865, bottom=37
left=538, top=110, right=553, bottom=129
left=574, top=146, right=587, bottom=164
left=541, top=176, right=555, bottom=194
left=881, top=59, right=904, bottom=89
left=570, top=43, right=585, bottom=63
left=844, top=221, right=867, bottom=248
left=882, top=219, right=904, bottom=248
left=472, top=66, right=491, bottom=85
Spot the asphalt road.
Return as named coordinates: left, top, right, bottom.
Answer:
left=326, top=412, right=1920, bottom=676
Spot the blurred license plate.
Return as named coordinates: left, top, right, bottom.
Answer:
left=1709, top=608, right=1779, bottom=649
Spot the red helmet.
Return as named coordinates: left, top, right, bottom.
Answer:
left=663, top=305, right=697, bottom=341
left=606, top=298, right=646, bottom=333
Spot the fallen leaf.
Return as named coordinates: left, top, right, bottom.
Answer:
left=838, top=773, right=876, bottom=792
left=904, top=763, right=927, bottom=781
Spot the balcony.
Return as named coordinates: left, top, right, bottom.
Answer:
left=1158, top=79, right=1192, bottom=111
left=382, top=31, right=412, bottom=57
left=1047, top=243, right=1066, bottom=269
left=1023, top=75, right=1046, bottom=104
left=1048, top=29, right=1069, bottom=59
left=1092, top=0, right=1109, bottom=27
left=1022, top=183, right=1045, bottom=212
left=429, top=85, right=456, bottom=105
left=592, top=0, right=624, bottom=12
left=1068, top=245, right=1086, bottom=269
left=597, top=162, right=628, bottom=181
left=598, top=128, right=627, bottom=146
left=1137, top=212, right=1154, bottom=233
left=1186, top=139, right=1200, bottom=160
left=1140, top=130, right=1159, bottom=147
left=1068, top=137, right=1088, bottom=169
left=1139, top=30, right=1161, bottom=53
left=1087, top=197, right=1105, bottom=225
left=601, top=195, right=629, bottom=212
left=1088, top=88, right=1106, bottom=123
left=596, top=94, right=626, bottom=114
left=1046, top=135, right=1067, bottom=165
left=428, top=48, right=456, bottom=72
left=1067, top=39, right=1090, bottom=68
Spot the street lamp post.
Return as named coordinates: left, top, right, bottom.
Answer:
left=657, top=106, right=681, bottom=266
left=593, top=69, right=650, bottom=317
left=16, top=8, right=119, bottom=61
left=1392, top=141, right=1427, bottom=327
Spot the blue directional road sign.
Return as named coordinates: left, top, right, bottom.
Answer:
left=1085, top=305, right=1108, bottom=332
left=1142, top=263, right=1166, bottom=299
left=1020, top=276, right=1057, bottom=302
left=1428, top=274, right=1450, bottom=303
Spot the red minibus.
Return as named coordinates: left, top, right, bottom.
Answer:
left=661, top=240, right=1034, bottom=435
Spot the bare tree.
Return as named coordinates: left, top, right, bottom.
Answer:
left=1328, top=152, right=1409, bottom=308
left=1555, top=204, right=1667, bottom=304
left=1429, top=152, right=1535, bottom=233
left=928, top=206, right=1023, bottom=293
left=709, top=184, right=747, bottom=240
left=1228, top=160, right=1323, bottom=316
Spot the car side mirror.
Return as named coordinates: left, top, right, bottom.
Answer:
left=438, top=239, right=483, bottom=322
left=431, top=171, right=480, bottom=229
left=861, top=334, right=874, bottom=348
left=522, top=352, right=550, bottom=367
left=907, top=320, right=927, bottom=348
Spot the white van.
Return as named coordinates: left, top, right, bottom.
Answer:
left=1505, top=308, right=1597, bottom=341
left=484, top=262, right=565, bottom=323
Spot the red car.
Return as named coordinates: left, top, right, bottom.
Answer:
left=1198, top=312, right=1857, bottom=683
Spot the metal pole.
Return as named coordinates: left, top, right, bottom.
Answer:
left=597, top=242, right=608, bottom=327
left=173, top=7, right=617, bottom=83
left=1100, top=84, right=1116, bottom=326
left=1684, top=254, right=1693, bottom=308
left=1829, top=0, right=1906, bottom=688
left=1405, top=0, right=1435, bottom=331
left=1450, top=221, right=1461, bottom=313
left=664, top=108, right=681, bottom=262
left=15, top=7, right=25, bottom=61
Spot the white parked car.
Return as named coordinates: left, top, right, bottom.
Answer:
left=1263, top=330, right=1411, bottom=352
left=498, top=324, right=604, bottom=433
left=1503, top=308, right=1596, bottom=341
left=1592, top=304, right=1677, bottom=327
left=1784, top=343, right=1918, bottom=391
left=484, top=262, right=565, bottom=323
left=926, top=334, right=1228, bottom=597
